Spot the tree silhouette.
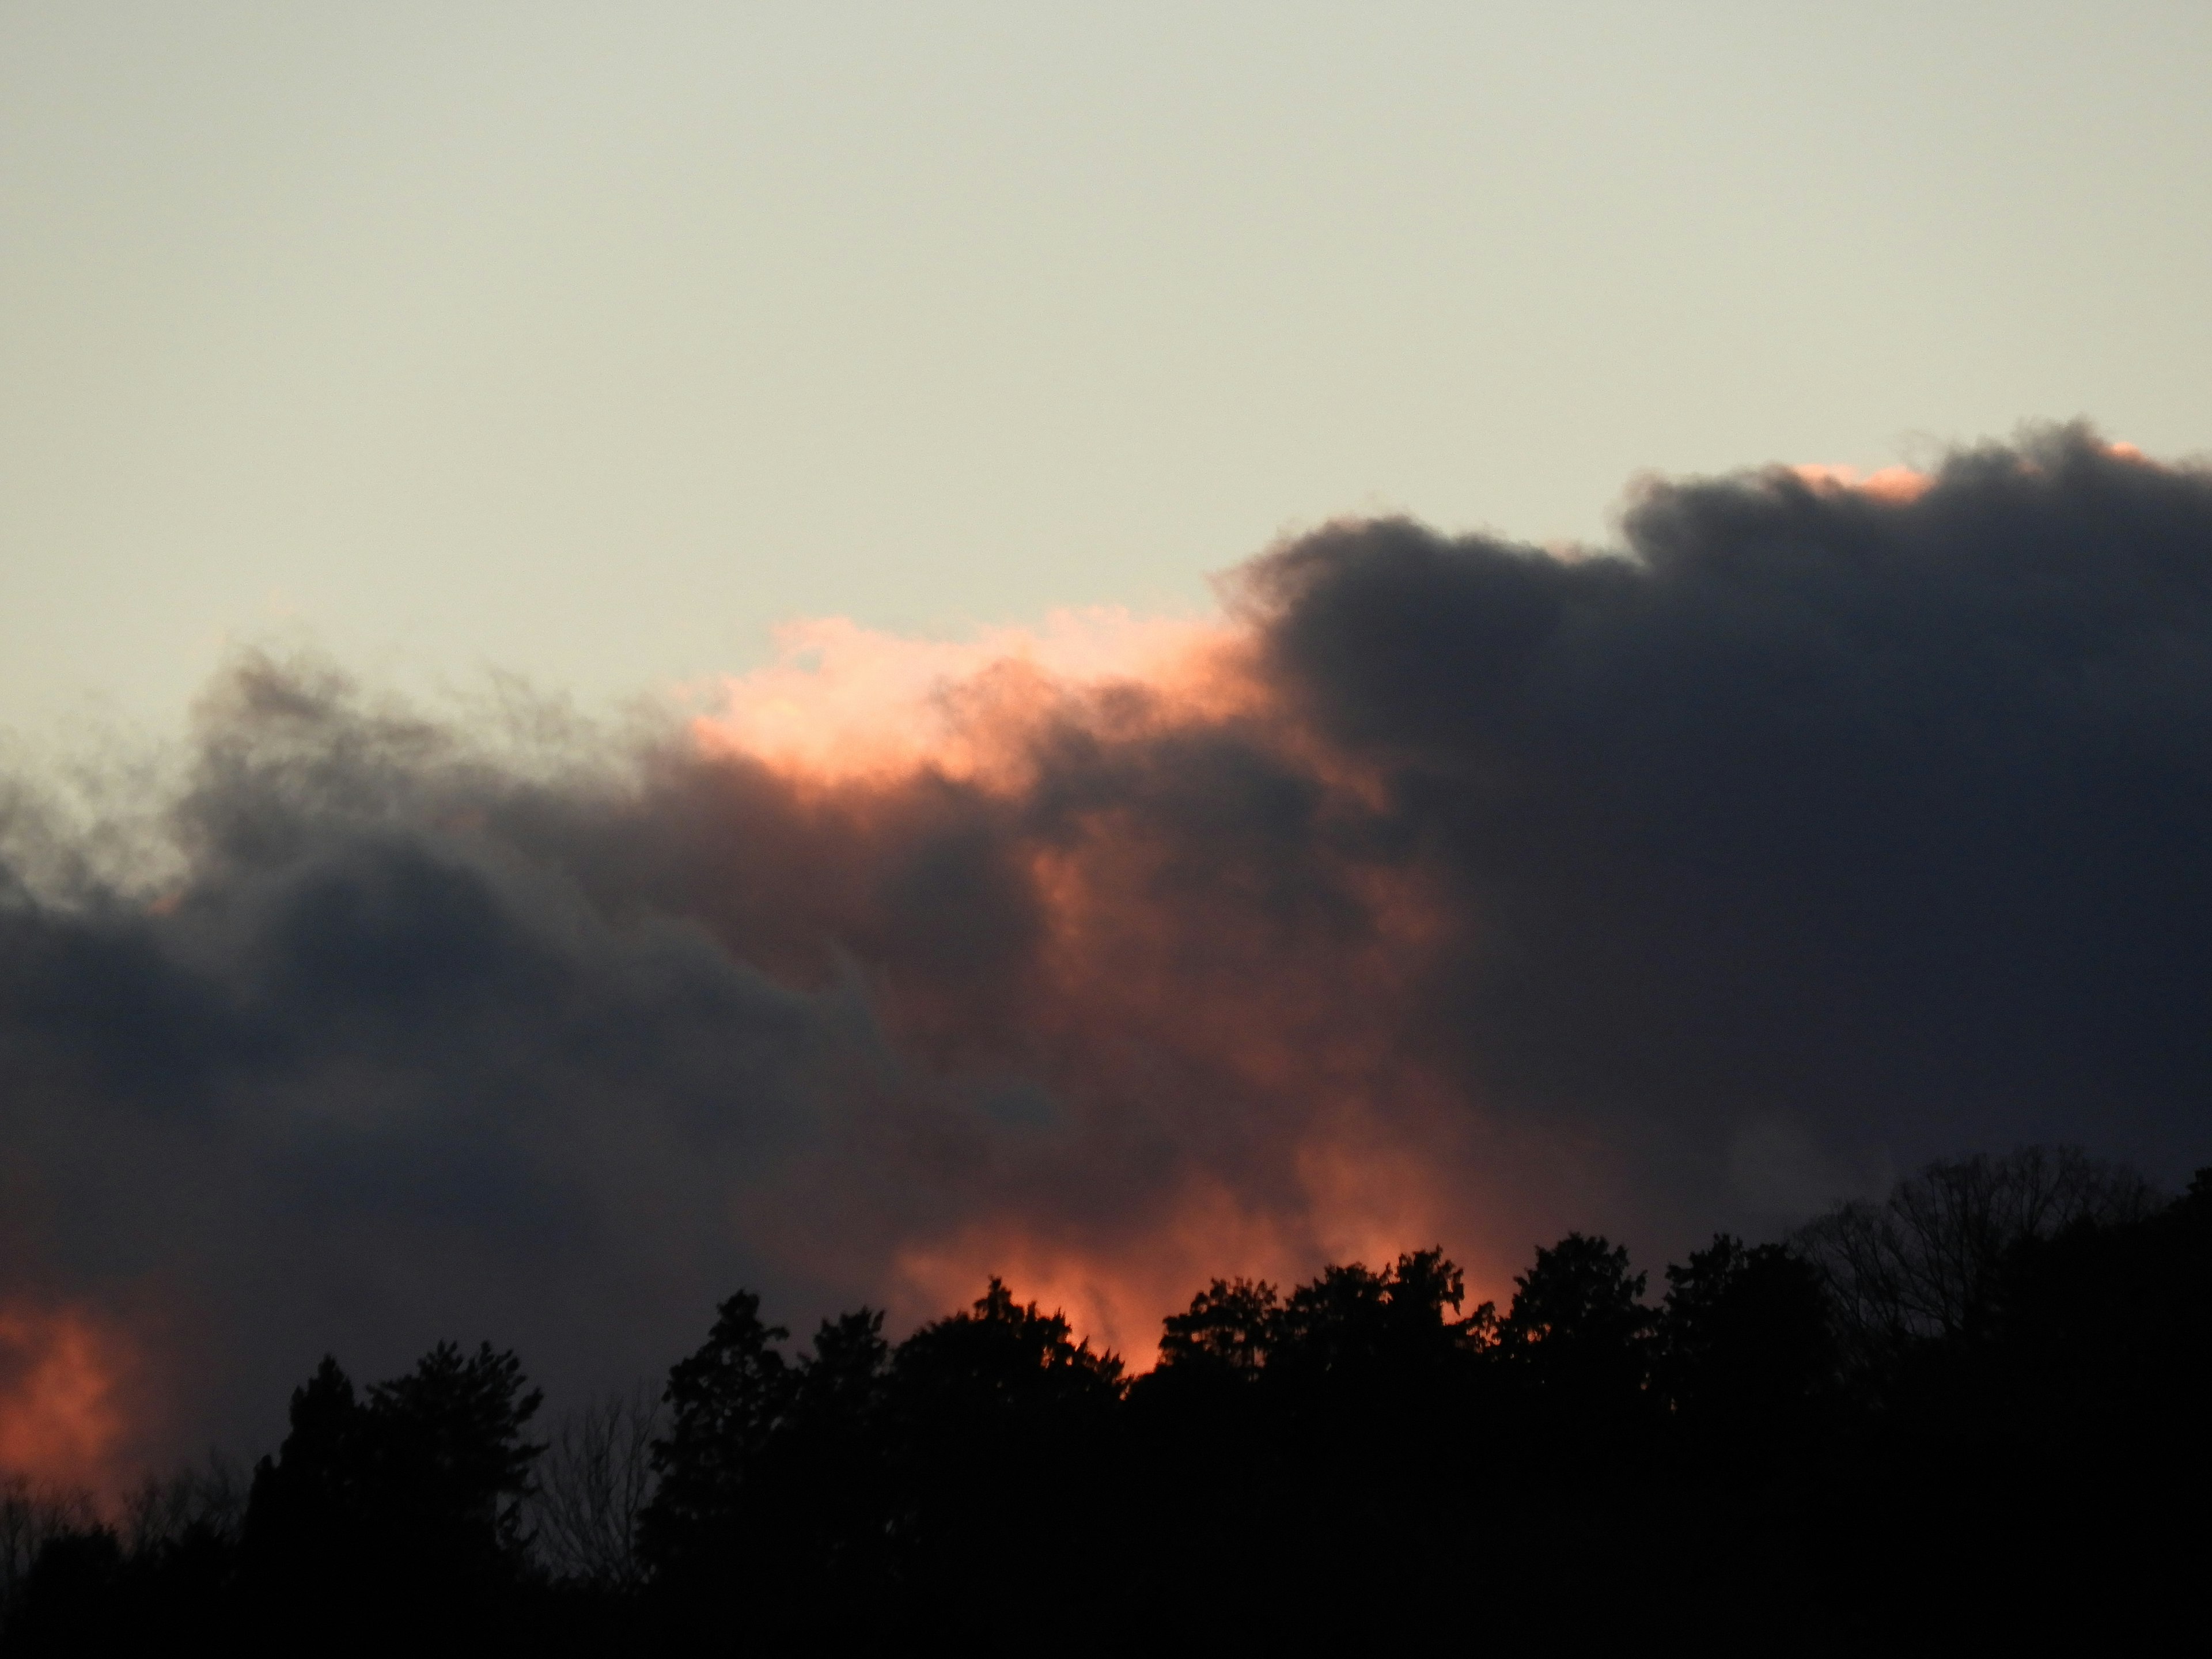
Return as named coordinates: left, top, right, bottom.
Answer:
left=368, top=1341, right=544, bottom=1581
left=1796, top=1145, right=2156, bottom=1363
left=884, top=1278, right=1124, bottom=1491
left=1271, top=1249, right=1489, bottom=1384
left=1156, top=1277, right=1280, bottom=1377
left=775, top=1308, right=894, bottom=1600
left=240, top=1357, right=369, bottom=1593
left=13, top=1144, right=2211, bottom=1649
left=1498, top=1233, right=1653, bottom=1442
left=1656, top=1234, right=1834, bottom=1453
left=876, top=1281, right=1123, bottom=1623
left=792, top=1307, right=892, bottom=1427
left=530, top=1385, right=663, bottom=1590
left=238, top=1342, right=543, bottom=1639
left=638, top=1290, right=793, bottom=1586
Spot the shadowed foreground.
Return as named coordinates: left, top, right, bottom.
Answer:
left=3, top=1146, right=2204, bottom=1652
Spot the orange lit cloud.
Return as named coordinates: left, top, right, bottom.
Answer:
left=690, top=608, right=1257, bottom=793
left=1793, top=439, right=2149, bottom=503
left=886, top=1114, right=1481, bottom=1369
left=678, top=597, right=1517, bottom=1359
left=1789, top=463, right=1933, bottom=503
left=2, top=423, right=2199, bottom=1457
left=0, top=1301, right=132, bottom=1491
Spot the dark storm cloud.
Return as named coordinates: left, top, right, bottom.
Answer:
left=0, top=673, right=864, bottom=1462
left=1248, top=429, right=2212, bottom=1195
left=3, top=424, right=2210, bottom=1477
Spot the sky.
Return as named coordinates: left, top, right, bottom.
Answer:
left=5, top=6, right=2212, bottom=1490
left=5, top=3, right=2211, bottom=739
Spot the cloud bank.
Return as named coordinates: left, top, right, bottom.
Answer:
left=5, top=425, right=2210, bottom=1482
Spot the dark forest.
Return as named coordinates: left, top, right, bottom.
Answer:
left=2, top=1144, right=2201, bottom=1652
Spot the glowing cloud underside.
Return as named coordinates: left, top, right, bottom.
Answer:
left=0, top=1304, right=130, bottom=1490
left=4, top=426, right=2211, bottom=1488
left=690, top=609, right=1256, bottom=789
left=687, top=605, right=1471, bottom=1359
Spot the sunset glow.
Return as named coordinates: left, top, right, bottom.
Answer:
left=1788, top=463, right=1934, bottom=503
left=690, top=609, right=1256, bottom=793
left=4, top=6, right=2210, bottom=1637
left=681, top=596, right=1512, bottom=1359
left=0, top=1302, right=130, bottom=1493
left=2, top=429, right=2206, bottom=1509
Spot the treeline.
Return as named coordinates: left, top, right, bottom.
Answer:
left=6, top=1146, right=2206, bottom=1650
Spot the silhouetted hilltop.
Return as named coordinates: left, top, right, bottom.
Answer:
left=5, top=1145, right=2205, bottom=1652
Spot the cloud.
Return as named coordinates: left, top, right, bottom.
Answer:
left=1249, top=427, right=2212, bottom=1169
left=3, top=423, right=2209, bottom=1483
left=0, top=1301, right=134, bottom=1489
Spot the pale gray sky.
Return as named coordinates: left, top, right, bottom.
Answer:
left=5, top=2, right=2209, bottom=738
